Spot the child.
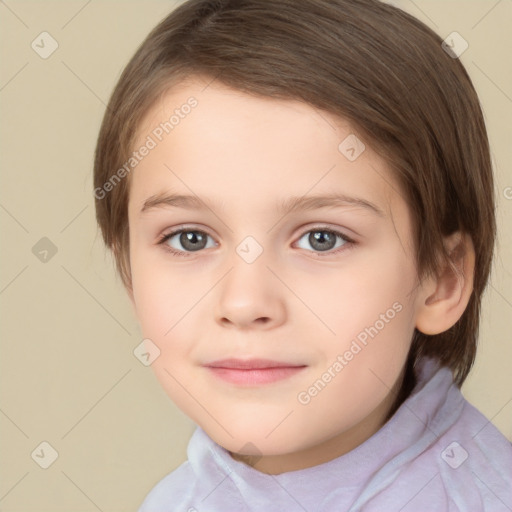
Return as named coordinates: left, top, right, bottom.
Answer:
left=93, top=0, right=512, bottom=510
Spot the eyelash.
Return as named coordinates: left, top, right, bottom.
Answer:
left=156, top=226, right=356, bottom=258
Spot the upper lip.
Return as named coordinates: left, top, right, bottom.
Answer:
left=203, top=358, right=306, bottom=370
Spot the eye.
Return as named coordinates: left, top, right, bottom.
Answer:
left=157, top=228, right=216, bottom=257
left=295, top=227, right=354, bottom=256
left=157, top=226, right=355, bottom=258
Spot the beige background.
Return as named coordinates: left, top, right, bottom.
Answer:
left=0, top=1, right=510, bottom=510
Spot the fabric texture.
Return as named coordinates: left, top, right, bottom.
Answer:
left=138, top=357, right=512, bottom=511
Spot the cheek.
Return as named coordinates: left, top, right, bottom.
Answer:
left=130, top=257, right=212, bottom=394
left=312, top=248, right=416, bottom=394
left=130, top=248, right=199, bottom=336
left=309, top=246, right=416, bottom=341
left=131, top=269, right=172, bottom=338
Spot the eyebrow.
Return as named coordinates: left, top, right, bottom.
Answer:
left=140, top=192, right=385, bottom=217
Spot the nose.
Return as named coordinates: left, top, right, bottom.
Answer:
left=214, top=251, right=286, bottom=330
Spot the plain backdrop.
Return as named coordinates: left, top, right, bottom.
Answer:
left=1, top=1, right=511, bottom=510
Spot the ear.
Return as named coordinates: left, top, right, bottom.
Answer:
left=415, top=231, right=475, bottom=335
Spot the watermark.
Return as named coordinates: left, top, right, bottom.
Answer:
left=94, top=96, right=198, bottom=200
left=31, top=31, right=59, bottom=59
left=31, top=441, right=59, bottom=469
left=504, top=187, right=512, bottom=200
left=441, top=441, right=468, bottom=469
left=236, top=236, right=264, bottom=264
left=133, top=338, right=161, bottom=366
left=32, top=236, right=58, bottom=263
left=297, top=301, right=403, bottom=405
left=236, top=441, right=263, bottom=467
left=338, top=134, right=366, bottom=162
left=441, top=31, right=468, bottom=59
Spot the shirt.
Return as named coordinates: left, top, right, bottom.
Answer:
left=137, top=357, right=512, bottom=511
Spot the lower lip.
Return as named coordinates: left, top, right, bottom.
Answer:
left=205, top=366, right=306, bottom=385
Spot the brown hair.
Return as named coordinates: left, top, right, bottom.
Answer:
left=94, top=0, right=496, bottom=394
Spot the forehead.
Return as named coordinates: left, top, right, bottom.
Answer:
left=129, top=77, right=404, bottom=221
left=134, top=75, right=351, bottom=155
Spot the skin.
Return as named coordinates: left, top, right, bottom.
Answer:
left=126, top=76, right=475, bottom=475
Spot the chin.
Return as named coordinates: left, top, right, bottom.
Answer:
left=200, top=417, right=313, bottom=458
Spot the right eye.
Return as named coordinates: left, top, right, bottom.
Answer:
left=157, top=228, right=217, bottom=257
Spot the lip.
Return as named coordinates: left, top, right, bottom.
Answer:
left=203, top=358, right=307, bottom=386
left=204, top=358, right=304, bottom=370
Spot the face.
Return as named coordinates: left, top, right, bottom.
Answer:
left=127, top=76, right=423, bottom=473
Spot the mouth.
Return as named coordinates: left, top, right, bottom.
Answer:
left=203, top=358, right=307, bottom=386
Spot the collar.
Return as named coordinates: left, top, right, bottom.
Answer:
left=186, top=357, right=462, bottom=509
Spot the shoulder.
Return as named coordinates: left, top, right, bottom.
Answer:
left=409, top=397, right=512, bottom=511
left=438, top=398, right=511, bottom=502
left=137, top=461, right=197, bottom=512
left=364, top=382, right=512, bottom=512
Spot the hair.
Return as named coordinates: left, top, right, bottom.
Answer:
left=93, top=0, right=496, bottom=404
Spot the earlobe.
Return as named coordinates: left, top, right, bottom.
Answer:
left=415, top=232, right=475, bottom=335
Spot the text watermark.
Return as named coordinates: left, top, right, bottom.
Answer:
left=297, top=301, right=403, bottom=405
left=94, top=96, right=198, bottom=200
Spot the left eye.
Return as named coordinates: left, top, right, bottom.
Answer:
left=295, top=228, right=353, bottom=254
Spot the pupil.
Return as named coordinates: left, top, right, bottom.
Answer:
left=182, top=231, right=206, bottom=251
left=312, top=231, right=335, bottom=251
